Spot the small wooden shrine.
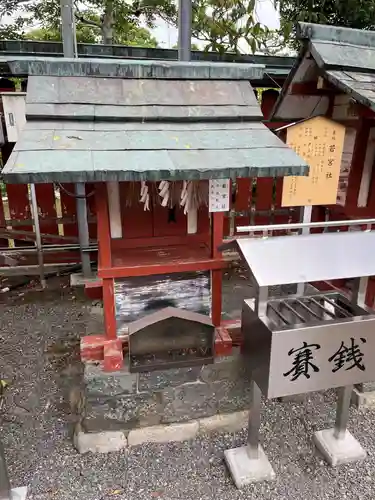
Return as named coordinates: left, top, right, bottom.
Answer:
left=270, top=22, right=375, bottom=306
left=271, top=22, right=375, bottom=221
left=2, top=57, right=308, bottom=372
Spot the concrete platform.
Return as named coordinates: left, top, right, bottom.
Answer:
left=10, top=486, right=28, bottom=499
left=352, top=386, right=375, bottom=408
left=70, top=272, right=100, bottom=287
left=313, top=429, right=367, bottom=467
left=224, top=445, right=276, bottom=488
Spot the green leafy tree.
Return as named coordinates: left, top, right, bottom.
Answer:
left=0, top=0, right=27, bottom=40
left=172, top=43, right=200, bottom=50
left=1, top=0, right=274, bottom=53
left=276, top=0, right=375, bottom=49
left=191, top=0, right=268, bottom=54
left=25, top=22, right=158, bottom=46
left=0, top=0, right=172, bottom=44
left=165, top=0, right=272, bottom=54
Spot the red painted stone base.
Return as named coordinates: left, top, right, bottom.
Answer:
left=81, top=327, right=233, bottom=372
left=85, top=280, right=103, bottom=300
left=214, top=327, right=233, bottom=356
left=81, top=334, right=106, bottom=362
left=81, top=335, right=125, bottom=370
left=103, top=339, right=124, bottom=372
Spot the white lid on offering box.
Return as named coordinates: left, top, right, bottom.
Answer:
left=226, top=230, right=375, bottom=287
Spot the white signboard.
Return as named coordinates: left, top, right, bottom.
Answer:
left=267, top=319, right=375, bottom=399
left=209, top=179, right=230, bottom=212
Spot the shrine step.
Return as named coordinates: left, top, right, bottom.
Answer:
left=73, top=409, right=249, bottom=454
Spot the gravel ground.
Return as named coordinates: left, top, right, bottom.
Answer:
left=1, top=279, right=375, bottom=500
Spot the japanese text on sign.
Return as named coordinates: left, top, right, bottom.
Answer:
left=281, top=116, right=346, bottom=207
left=283, top=337, right=366, bottom=382
left=267, top=319, right=375, bottom=399
left=209, top=179, right=230, bottom=212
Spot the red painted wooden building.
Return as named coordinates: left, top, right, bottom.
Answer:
left=2, top=56, right=308, bottom=371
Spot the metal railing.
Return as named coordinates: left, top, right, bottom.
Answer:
left=237, top=218, right=375, bottom=235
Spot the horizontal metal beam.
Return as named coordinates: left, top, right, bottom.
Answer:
left=0, top=244, right=97, bottom=253
left=237, top=218, right=375, bottom=233
left=0, top=263, right=78, bottom=276
left=0, top=39, right=295, bottom=71
left=1, top=216, right=96, bottom=226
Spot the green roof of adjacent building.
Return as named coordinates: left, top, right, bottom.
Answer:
left=272, top=22, right=375, bottom=118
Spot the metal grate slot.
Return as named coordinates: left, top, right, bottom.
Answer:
left=322, top=296, right=352, bottom=318
left=279, top=301, right=307, bottom=323
left=267, top=303, right=291, bottom=326
left=293, top=299, right=322, bottom=320
left=266, top=292, right=362, bottom=329
left=307, top=297, right=338, bottom=318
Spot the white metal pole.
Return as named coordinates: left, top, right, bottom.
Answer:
left=297, top=205, right=312, bottom=295
left=60, top=0, right=76, bottom=58
left=60, top=0, right=92, bottom=277
left=178, top=0, right=192, bottom=61
left=30, top=184, right=46, bottom=289
left=178, top=0, right=197, bottom=233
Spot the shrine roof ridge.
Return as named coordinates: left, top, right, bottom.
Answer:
left=270, top=22, right=375, bottom=119
left=1, top=56, right=265, bottom=80
left=297, top=22, right=375, bottom=49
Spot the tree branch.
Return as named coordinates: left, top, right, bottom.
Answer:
left=74, top=13, right=101, bottom=28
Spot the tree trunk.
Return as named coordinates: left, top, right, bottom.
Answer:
left=101, top=0, right=114, bottom=44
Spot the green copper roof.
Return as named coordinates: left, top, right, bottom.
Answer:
left=271, top=22, right=375, bottom=119
left=1, top=56, right=265, bottom=80
left=4, top=121, right=307, bottom=184
left=2, top=61, right=309, bottom=184
left=297, top=22, right=375, bottom=48
left=325, top=70, right=375, bottom=112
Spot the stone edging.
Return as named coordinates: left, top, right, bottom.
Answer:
left=352, top=387, right=375, bottom=408
left=74, top=410, right=249, bottom=454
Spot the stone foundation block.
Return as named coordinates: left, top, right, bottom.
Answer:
left=70, top=272, right=100, bottom=287
left=84, top=364, right=137, bottom=397
left=199, top=410, right=248, bottom=434
left=74, top=428, right=127, bottom=454
left=83, top=392, right=162, bottom=432
left=9, top=486, right=28, bottom=500
left=138, top=366, right=201, bottom=392
left=161, top=381, right=218, bottom=423
left=313, top=429, right=367, bottom=466
left=224, top=445, right=276, bottom=488
left=200, top=354, right=246, bottom=384
left=128, top=421, right=199, bottom=447
left=356, top=381, right=375, bottom=393
left=80, top=352, right=253, bottom=432
left=352, top=386, right=375, bottom=408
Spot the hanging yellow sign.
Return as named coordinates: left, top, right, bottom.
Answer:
left=281, top=115, right=346, bottom=207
